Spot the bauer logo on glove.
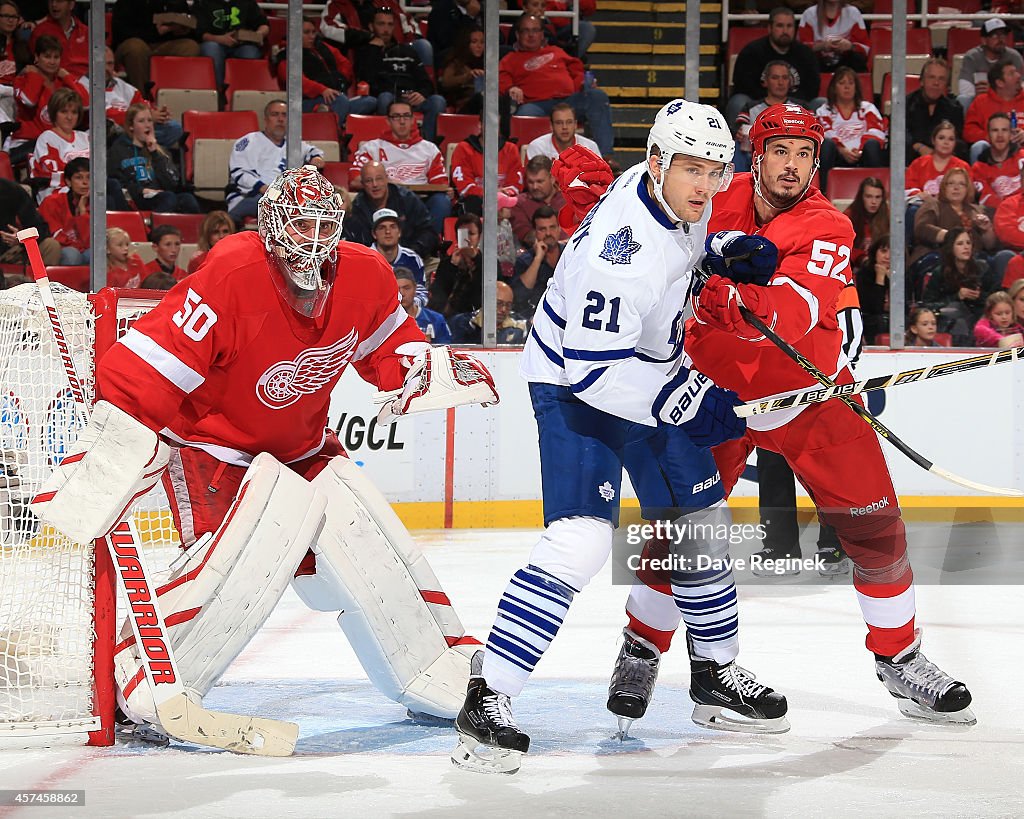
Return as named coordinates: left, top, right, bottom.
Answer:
left=375, top=343, right=499, bottom=424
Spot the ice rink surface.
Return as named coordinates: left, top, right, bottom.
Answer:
left=0, top=529, right=1020, bottom=819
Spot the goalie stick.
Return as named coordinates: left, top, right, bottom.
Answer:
left=695, top=264, right=1023, bottom=497
left=18, top=227, right=299, bottom=756
left=736, top=347, right=1024, bottom=417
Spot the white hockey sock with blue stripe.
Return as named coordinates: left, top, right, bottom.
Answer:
left=671, top=561, right=739, bottom=664
left=481, top=564, right=577, bottom=697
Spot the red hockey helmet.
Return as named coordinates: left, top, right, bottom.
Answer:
left=749, top=104, right=825, bottom=159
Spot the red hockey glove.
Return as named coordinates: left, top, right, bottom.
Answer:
left=694, top=274, right=771, bottom=340
left=551, top=144, right=613, bottom=232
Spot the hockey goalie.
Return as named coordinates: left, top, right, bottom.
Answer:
left=31, top=165, right=498, bottom=743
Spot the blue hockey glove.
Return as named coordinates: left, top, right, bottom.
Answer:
left=652, top=366, right=747, bottom=448
left=705, top=230, right=778, bottom=286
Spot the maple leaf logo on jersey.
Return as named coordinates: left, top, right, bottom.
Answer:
left=599, top=226, right=642, bottom=265
left=255, top=329, right=360, bottom=409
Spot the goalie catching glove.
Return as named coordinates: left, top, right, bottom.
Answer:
left=652, top=365, right=746, bottom=448
left=375, top=342, right=499, bottom=425
left=551, top=144, right=614, bottom=232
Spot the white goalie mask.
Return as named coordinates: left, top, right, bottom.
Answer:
left=258, top=165, right=345, bottom=316
left=646, top=99, right=735, bottom=223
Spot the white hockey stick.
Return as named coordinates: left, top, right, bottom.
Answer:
left=736, top=347, right=1024, bottom=418
left=18, top=228, right=299, bottom=756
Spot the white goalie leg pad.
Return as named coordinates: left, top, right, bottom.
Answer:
left=293, top=455, right=477, bottom=719
left=115, top=452, right=327, bottom=725
left=31, top=400, right=170, bottom=543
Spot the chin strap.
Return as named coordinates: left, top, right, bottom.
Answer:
left=751, top=154, right=819, bottom=214
left=650, top=156, right=685, bottom=225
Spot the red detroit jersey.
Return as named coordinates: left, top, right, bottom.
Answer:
left=97, top=232, right=424, bottom=464
left=686, top=173, right=856, bottom=400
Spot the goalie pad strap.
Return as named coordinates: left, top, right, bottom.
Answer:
left=115, top=453, right=327, bottom=726
left=31, top=400, right=171, bottom=543
left=294, top=455, right=475, bottom=719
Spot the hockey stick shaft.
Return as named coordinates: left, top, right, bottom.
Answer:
left=18, top=229, right=298, bottom=755
left=736, top=346, right=1024, bottom=417
left=730, top=296, right=1022, bottom=496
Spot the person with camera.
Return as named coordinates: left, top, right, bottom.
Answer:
left=921, top=226, right=1000, bottom=345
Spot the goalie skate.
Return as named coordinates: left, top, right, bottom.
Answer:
left=875, top=630, right=976, bottom=725
left=689, top=639, right=790, bottom=734
left=451, top=652, right=529, bottom=774
left=606, top=629, right=660, bottom=740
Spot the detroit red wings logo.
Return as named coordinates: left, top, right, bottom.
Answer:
left=255, top=329, right=360, bottom=409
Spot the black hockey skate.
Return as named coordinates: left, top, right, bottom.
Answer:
left=875, top=630, right=976, bottom=725
left=607, top=629, right=661, bottom=739
left=750, top=544, right=802, bottom=577
left=816, top=544, right=851, bottom=577
left=689, top=639, right=790, bottom=733
left=452, top=651, right=530, bottom=774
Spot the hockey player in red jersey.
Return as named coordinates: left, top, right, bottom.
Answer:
left=32, top=165, right=498, bottom=741
left=607, top=105, right=975, bottom=730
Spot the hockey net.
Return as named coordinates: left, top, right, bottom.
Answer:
left=0, top=284, right=176, bottom=746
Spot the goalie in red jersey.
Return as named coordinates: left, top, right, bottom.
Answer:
left=602, top=105, right=975, bottom=732
left=31, top=165, right=497, bottom=741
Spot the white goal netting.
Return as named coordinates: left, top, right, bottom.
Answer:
left=0, top=284, right=178, bottom=742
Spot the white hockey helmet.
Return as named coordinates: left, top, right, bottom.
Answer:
left=646, top=98, right=735, bottom=222
left=258, top=165, right=345, bottom=316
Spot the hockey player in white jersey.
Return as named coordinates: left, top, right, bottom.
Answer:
left=452, top=99, right=789, bottom=774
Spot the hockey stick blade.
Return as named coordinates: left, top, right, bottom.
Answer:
left=737, top=347, right=1024, bottom=417
left=19, top=228, right=299, bottom=756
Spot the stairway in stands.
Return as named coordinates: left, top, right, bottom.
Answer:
left=586, top=0, right=723, bottom=165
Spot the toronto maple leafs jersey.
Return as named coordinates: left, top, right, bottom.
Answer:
left=96, top=232, right=424, bottom=466
left=520, top=161, right=710, bottom=426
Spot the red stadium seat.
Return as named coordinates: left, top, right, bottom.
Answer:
left=510, top=116, right=551, bottom=146
left=818, top=72, right=874, bottom=100
left=46, top=266, right=90, bottom=292
left=726, top=25, right=764, bottom=89
left=150, top=212, right=205, bottom=244
left=302, top=112, right=339, bottom=141
left=224, top=57, right=280, bottom=111
left=825, top=168, right=891, bottom=210
left=106, top=210, right=149, bottom=242
left=437, top=113, right=480, bottom=153
left=181, top=110, right=259, bottom=181
left=869, top=27, right=932, bottom=60
left=0, top=151, right=12, bottom=181
left=881, top=73, right=921, bottom=116
left=149, top=56, right=218, bottom=118
left=320, top=161, right=352, bottom=190
left=346, top=114, right=388, bottom=152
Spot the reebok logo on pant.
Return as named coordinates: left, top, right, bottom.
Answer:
left=850, top=497, right=891, bottom=517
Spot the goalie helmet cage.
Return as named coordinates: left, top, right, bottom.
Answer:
left=0, top=285, right=175, bottom=747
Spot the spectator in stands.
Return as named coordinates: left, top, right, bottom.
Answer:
left=350, top=99, right=451, bottom=232
left=344, top=160, right=437, bottom=259
left=29, top=86, right=87, bottom=204
left=733, top=61, right=809, bottom=173
left=815, top=66, right=886, bottom=190
left=511, top=155, right=565, bottom=245
left=911, top=167, right=1006, bottom=275
left=29, top=0, right=87, bottom=78
left=905, top=120, right=972, bottom=200
left=110, top=102, right=199, bottom=214
left=186, top=209, right=232, bottom=274
left=854, top=233, right=890, bottom=345
left=500, top=14, right=614, bottom=157
left=283, top=18, right=378, bottom=141
left=356, top=7, right=446, bottom=142
left=0, top=177, right=59, bottom=265
left=907, top=58, right=966, bottom=166
left=964, top=60, right=1024, bottom=162
left=845, top=176, right=889, bottom=265
left=956, top=18, right=1024, bottom=112
left=513, top=204, right=563, bottom=318
left=904, top=307, right=940, bottom=347
left=921, top=226, right=998, bottom=345
left=226, top=100, right=324, bottom=225
left=974, top=290, right=1024, bottom=347
left=140, top=270, right=177, bottom=290
left=1009, top=277, right=1024, bottom=325
left=429, top=212, right=483, bottom=317
left=104, top=47, right=181, bottom=151
left=322, top=0, right=431, bottom=66
left=39, top=155, right=89, bottom=264
left=993, top=165, right=1024, bottom=286
left=439, top=25, right=485, bottom=114
left=371, top=207, right=427, bottom=303
left=0, top=2, right=30, bottom=129
left=9, top=35, right=88, bottom=158
left=194, top=0, right=268, bottom=96
left=111, top=0, right=201, bottom=94
left=449, top=280, right=528, bottom=345
left=397, top=267, right=450, bottom=344
left=972, top=112, right=1023, bottom=211
left=427, top=0, right=482, bottom=69
left=144, top=223, right=187, bottom=282
left=797, top=0, right=869, bottom=73
left=520, top=0, right=597, bottom=60
left=524, top=101, right=600, bottom=161
left=105, top=225, right=146, bottom=289
left=727, top=6, right=820, bottom=127
left=450, top=117, right=523, bottom=216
